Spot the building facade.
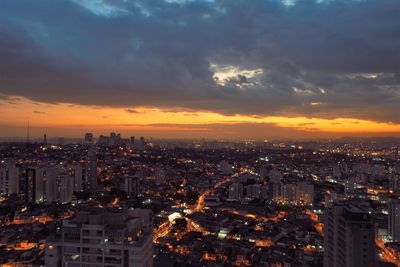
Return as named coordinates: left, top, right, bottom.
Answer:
left=45, top=208, right=153, bottom=267
left=324, top=202, right=377, bottom=267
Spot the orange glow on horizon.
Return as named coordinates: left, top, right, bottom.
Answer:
left=1, top=96, right=400, bottom=138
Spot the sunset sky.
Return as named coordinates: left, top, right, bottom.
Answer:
left=1, top=0, right=400, bottom=139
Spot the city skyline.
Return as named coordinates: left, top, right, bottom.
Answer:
left=2, top=0, right=400, bottom=139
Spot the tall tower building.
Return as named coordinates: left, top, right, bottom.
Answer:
left=324, top=202, right=377, bottom=267
left=70, top=164, right=83, bottom=192
left=123, top=176, right=140, bottom=198
left=130, top=136, right=135, bottom=147
left=269, top=169, right=282, bottom=183
left=389, top=199, right=400, bottom=242
left=24, top=167, right=44, bottom=203
left=84, top=133, right=94, bottom=144
left=0, top=161, right=19, bottom=195
left=85, top=148, right=98, bottom=191
left=44, top=166, right=60, bottom=203
left=59, top=174, right=74, bottom=203
left=296, top=182, right=314, bottom=205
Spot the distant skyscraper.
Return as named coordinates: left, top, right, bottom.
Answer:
left=130, top=136, right=135, bottom=147
left=389, top=199, right=400, bottom=242
left=324, top=202, right=377, bottom=267
left=135, top=136, right=147, bottom=150
left=45, top=208, right=154, bottom=267
left=84, top=132, right=94, bottom=144
left=0, top=161, right=19, bottom=195
left=44, top=133, right=47, bottom=144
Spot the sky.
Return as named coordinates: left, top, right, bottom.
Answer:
left=1, top=0, right=400, bottom=139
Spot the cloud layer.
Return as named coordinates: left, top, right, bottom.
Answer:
left=1, top=0, right=400, bottom=122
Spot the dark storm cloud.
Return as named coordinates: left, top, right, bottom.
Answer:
left=1, top=0, right=400, bottom=122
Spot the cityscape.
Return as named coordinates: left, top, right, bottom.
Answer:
left=0, top=135, right=400, bottom=266
left=2, top=0, right=400, bottom=266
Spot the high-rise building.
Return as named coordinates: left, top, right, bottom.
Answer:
left=279, top=182, right=314, bottom=205
left=296, top=182, right=314, bottom=205
left=323, top=202, right=377, bottom=267
left=45, top=208, right=153, bottom=267
left=0, top=161, right=19, bottom=196
left=130, top=136, right=135, bottom=147
left=24, top=167, right=44, bottom=203
left=85, top=148, right=98, bottom=191
left=281, top=183, right=297, bottom=204
left=42, top=166, right=75, bottom=203
left=259, top=165, right=267, bottom=180
left=389, top=199, right=400, bottom=242
left=344, top=176, right=357, bottom=194
left=271, top=182, right=282, bottom=202
left=154, top=167, right=166, bottom=185
left=260, top=185, right=269, bottom=200
left=84, top=133, right=94, bottom=144
left=135, top=137, right=147, bottom=150
left=44, top=166, right=60, bottom=203
left=229, top=183, right=243, bottom=201
left=245, top=184, right=261, bottom=200
left=390, top=175, right=400, bottom=193
left=109, top=132, right=122, bottom=146
left=59, top=174, right=74, bottom=203
left=69, top=164, right=83, bottom=192
left=123, top=176, right=140, bottom=198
